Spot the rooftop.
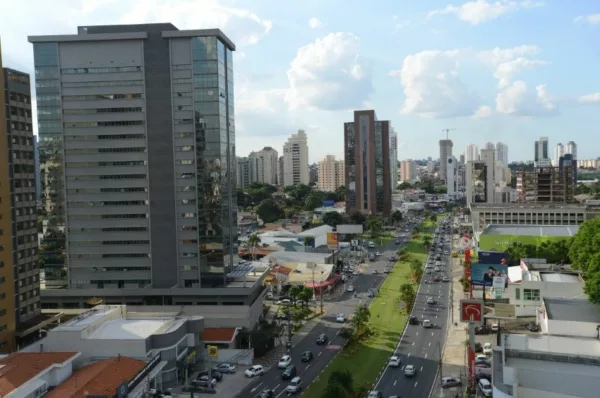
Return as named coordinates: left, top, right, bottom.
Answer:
left=544, top=298, right=600, bottom=323
left=261, top=251, right=331, bottom=264
left=537, top=272, right=581, bottom=283
left=298, top=225, right=333, bottom=237
left=0, top=352, right=79, bottom=397
left=201, top=328, right=238, bottom=343
left=89, top=318, right=171, bottom=340
left=506, top=333, right=600, bottom=358
left=483, top=224, right=580, bottom=237
left=53, top=307, right=117, bottom=332
left=46, top=356, right=145, bottom=398
left=470, top=203, right=586, bottom=209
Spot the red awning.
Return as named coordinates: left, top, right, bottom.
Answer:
left=305, top=273, right=341, bottom=289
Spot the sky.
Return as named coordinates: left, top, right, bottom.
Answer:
left=1, top=0, right=599, bottom=164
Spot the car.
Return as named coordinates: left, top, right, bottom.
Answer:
left=336, top=313, right=346, bottom=323
left=404, top=364, right=416, bottom=377
left=352, top=270, right=360, bottom=276
left=434, top=267, right=441, bottom=272
left=426, top=268, right=432, bottom=274
left=347, top=285, right=355, bottom=292
left=433, top=275, right=441, bottom=282
left=491, top=323, right=499, bottom=332
left=423, top=319, right=432, bottom=328
left=198, top=370, right=222, bottom=381
left=285, top=376, right=302, bottom=393
left=278, top=355, right=292, bottom=368
left=389, top=356, right=401, bottom=367
left=442, top=276, right=450, bottom=282
left=212, top=363, right=236, bottom=374
left=367, top=391, right=383, bottom=398
left=316, top=334, right=328, bottom=345
left=441, top=376, right=462, bottom=388
left=474, top=342, right=483, bottom=352
left=375, top=251, right=381, bottom=256
left=409, top=315, right=419, bottom=325
left=245, top=365, right=264, bottom=378
left=368, top=242, right=375, bottom=248
left=372, top=269, right=379, bottom=274
left=281, top=365, right=297, bottom=380
left=435, top=261, right=441, bottom=266
left=266, top=291, right=274, bottom=300
left=526, top=322, right=539, bottom=332
left=475, top=325, right=491, bottom=335
left=301, top=351, right=313, bottom=362
left=395, top=239, right=401, bottom=244
left=276, top=299, right=291, bottom=305
left=426, top=297, right=435, bottom=304
left=478, top=378, right=493, bottom=397
left=482, top=342, right=493, bottom=355
left=260, top=389, right=275, bottom=398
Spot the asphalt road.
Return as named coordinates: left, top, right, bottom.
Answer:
left=236, top=225, right=417, bottom=398
left=373, top=218, right=453, bottom=398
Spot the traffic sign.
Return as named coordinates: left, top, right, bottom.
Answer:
left=460, top=299, right=484, bottom=325
left=207, top=345, right=219, bottom=358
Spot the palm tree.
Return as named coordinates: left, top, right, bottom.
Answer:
left=289, top=285, right=302, bottom=307
left=298, top=286, right=313, bottom=309
left=247, top=233, right=261, bottom=261
left=351, top=304, right=371, bottom=337
left=410, top=259, right=424, bottom=283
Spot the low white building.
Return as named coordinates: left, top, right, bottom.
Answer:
left=298, top=225, right=334, bottom=248
left=505, top=269, right=585, bottom=316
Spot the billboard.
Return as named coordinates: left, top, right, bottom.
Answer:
left=326, top=232, right=339, bottom=249
left=478, top=251, right=508, bottom=265
left=460, top=299, right=484, bottom=324
left=478, top=234, right=568, bottom=252
left=336, top=224, right=364, bottom=234
left=471, top=263, right=508, bottom=287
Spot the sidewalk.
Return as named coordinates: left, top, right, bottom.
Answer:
left=430, top=234, right=468, bottom=398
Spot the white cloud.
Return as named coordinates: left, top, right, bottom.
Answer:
left=496, top=80, right=557, bottom=116
left=477, top=45, right=548, bottom=88
left=472, top=105, right=493, bottom=119
left=308, top=17, right=323, bottom=29
left=428, top=0, right=543, bottom=25
left=284, top=32, right=373, bottom=111
left=390, top=50, right=480, bottom=118
left=578, top=93, right=600, bottom=104
left=392, top=16, right=411, bottom=30
left=574, top=14, right=600, bottom=24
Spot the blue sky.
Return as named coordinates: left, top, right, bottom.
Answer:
left=1, top=0, right=599, bottom=163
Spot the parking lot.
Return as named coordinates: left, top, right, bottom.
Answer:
left=172, top=365, right=255, bottom=398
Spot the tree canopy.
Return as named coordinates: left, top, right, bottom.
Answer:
left=569, top=218, right=600, bottom=304
left=322, top=211, right=346, bottom=227
left=255, top=199, right=284, bottom=223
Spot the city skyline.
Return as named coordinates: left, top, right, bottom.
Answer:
left=1, top=1, right=600, bottom=164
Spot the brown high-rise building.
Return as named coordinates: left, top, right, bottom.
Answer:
left=344, top=110, right=392, bottom=217
left=0, top=42, right=41, bottom=352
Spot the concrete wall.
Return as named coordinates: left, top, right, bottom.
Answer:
left=516, top=387, right=581, bottom=398
left=492, top=386, right=512, bottom=398
left=547, top=319, right=600, bottom=338
left=507, top=281, right=585, bottom=316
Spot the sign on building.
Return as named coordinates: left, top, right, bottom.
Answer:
left=459, top=299, right=484, bottom=325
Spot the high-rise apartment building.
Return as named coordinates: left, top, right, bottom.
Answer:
left=554, top=143, right=564, bottom=167
left=344, top=110, right=392, bottom=217
left=0, top=47, right=41, bottom=352
left=534, top=137, right=550, bottom=166
left=459, top=154, right=465, bottom=165
left=236, top=156, right=255, bottom=189
left=317, top=155, right=344, bottom=192
left=389, top=129, right=398, bottom=190
left=439, top=139, right=453, bottom=183
left=277, top=156, right=284, bottom=186
left=565, top=141, right=578, bottom=183
left=29, top=23, right=245, bottom=307
left=496, top=142, right=508, bottom=166
left=465, top=144, right=479, bottom=162
left=466, top=148, right=495, bottom=205
left=249, top=147, right=278, bottom=185
left=283, top=130, right=309, bottom=186
left=399, top=160, right=416, bottom=182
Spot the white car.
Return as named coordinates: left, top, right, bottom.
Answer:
left=276, top=299, right=291, bottom=305
left=434, top=267, right=441, bottom=272
left=435, top=261, right=441, bottom=266
left=285, top=376, right=302, bottom=393
left=491, top=323, right=499, bottom=332
left=404, top=364, right=416, bottom=377
left=389, top=356, right=401, bottom=367
left=483, top=343, right=493, bottom=355
left=352, top=270, right=360, bottom=276
left=427, top=297, right=435, bottom=304
left=442, top=276, right=450, bottom=282
left=423, top=319, right=432, bottom=328
left=278, top=355, right=292, bottom=368
left=245, top=365, right=264, bottom=377
left=347, top=285, right=355, bottom=292
left=336, top=313, right=346, bottom=323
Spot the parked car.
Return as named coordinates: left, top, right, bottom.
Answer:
left=475, top=325, right=491, bottom=335
left=316, top=334, right=328, bottom=345
left=526, top=322, right=539, bottom=332
left=389, top=356, right=401, bottom=367
left=441, top=376, right=462, bottom=388
left=474, top=342, right=483, bottom=352
left=198, top=370, right=222, bottom=381
left=301, top=351, right=313, bottom=362
left=482, top=342, right=493, bottom=355
left=245, top=365, right=264, bottom=378
left=491, top=323, right=499, bottom=332
left=193, top=376, right=216, bottom=388
left=278, top=355, right=292, bottom=369
left=212, top=363, right=236, bottom=374
left=478, top=378, right=493, bottom=397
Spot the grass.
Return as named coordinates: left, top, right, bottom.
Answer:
left=303, top=239, right=424, bottom=397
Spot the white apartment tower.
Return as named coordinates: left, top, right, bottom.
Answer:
left=317, top=155, right=345, bottom=192
left=256, top=147, right=279, bottom=185
left=400, top=160, right=416, bottom=182
left=390, top=129, right=398, bottom=189
left=554, top=143, right=564, bottom=166
left=439, top=139, right=453, bottom=183
left=466, top=144, right=479, bottom=162
left=565, top=141, right=577, bottom=160
left=283, top=129, right=309, bottom=186
left=535, top=136, right=550, bottom=166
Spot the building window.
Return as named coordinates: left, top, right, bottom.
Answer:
left=515, top=288, right=520, bottom=300
left=523, top=289, right=540, bottom=301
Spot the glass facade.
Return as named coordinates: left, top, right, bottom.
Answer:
left=472, top=163, right=488, bottom=203
left=344, top=124, right=356, bottom=211
left=192, top=37, right=237, bottom=287
left=359, top=115, right=368, bottom=210
left=374, top=122, right=384, bottom=213
left=33, top=43, right=67, bottom=287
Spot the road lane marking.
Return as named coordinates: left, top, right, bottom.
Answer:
left=407, top=353, right=411, bottom=358
left=420, top=366, right=423, bottom=371
left=318, top=351, right=322, bottom=356
left=251, top=382, right=264, bottom=393
left=273, top=384, right=280, bottom=391
left=429, top=342, right=431, bottom=347
left=416, top=331, right=419, bottom=336
left=394, top=380, right=397, bottom=386
left=436, top=315, right=438, bottom=318
left=412, top=342, right=415, bottom=346
left=425, top=353, right=428, bottom=358
left=275, top=389, right=287, bottom=398
left=432, top=332, right=435, bottom=336
left=305, top=365, right=310, bottom=370
left=414, top=382, right=419, bottom=388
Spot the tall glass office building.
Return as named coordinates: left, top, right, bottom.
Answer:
left=29, top=24, right=242, bottom=307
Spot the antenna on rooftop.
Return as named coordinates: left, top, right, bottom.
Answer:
left=442, top=128, right=455, bottom=140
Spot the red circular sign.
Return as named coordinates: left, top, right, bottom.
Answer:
left=460, top=300, right=483, bottom=323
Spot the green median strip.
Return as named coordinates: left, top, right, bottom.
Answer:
left=303, top=239, right=427, bottom=397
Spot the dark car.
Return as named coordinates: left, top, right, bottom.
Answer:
left=260, top=389, right=275, bottom=398
left=316, top=334, right=328, bottom=345
left=409, top=315, right=419, bottom=325
left=526, top=322, right=539, bottom=332
left=474, top=342, right=483, bottom=352
left=475, top=325, right=491, bottom=335
left=281, top=365, right=297, bottom=380
left=198, top=370, right=222, bottom=381
left=301, top=351, right=313, bottom=362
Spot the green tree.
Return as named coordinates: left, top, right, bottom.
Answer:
left=322, top=211, right=346, bottom=227
left=298, top=286, right=313, bottom=309
left=400, top=283, right=416, bottom=310
left=505, top=242, right=536, bottom=265
left=422, top=235, right=432, bottom=249
left=335, top=185, right=346, bottom=202
left=391, top=210, right=403, bottom=225
left=569, top=218, right=600, bottom=304
left=327, top=369, right=354, bottom=395
left=305, top=194, right=324, bottom=211
left=351, top=304, right=371, bottom=338
left=289, top=285, right=302, bottom=307
left=366, top=216, right=383, bottom=237
left=284, top=184, right=312, bottom=205
left=348, top=211, right=366, bottom=225
left=410, top=259, right=423, bottom=283
left=247, top=233, right=261, bottom=261
left=303, top=236, right=315, bottom=247
left=255, top=199, right=284, bottom=223
left=397, top=181, right=412, bottom=190
left=322, top=383, right=349, bottom=398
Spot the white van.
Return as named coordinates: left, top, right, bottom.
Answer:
left=478, top=378, right=492, bottom=397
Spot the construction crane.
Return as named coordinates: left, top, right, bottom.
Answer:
left=442, top=128, right=455, bottom=140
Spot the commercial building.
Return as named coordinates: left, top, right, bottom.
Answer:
left=439, top=139, right=453, bottom=183
left=534, top=136, right=550, bottom=166
left=466, top=144, right=479, bottom=162
left=478, top=224, right=579, bottom=252
left=468, top=202, right=600, bottom=234
left=282, top=129, right=309, bottom=186
left=565, top=141, right=577, bottom=161
left=344, top=110, right=392, bottom=217
left=317, top=155, right=344, bottom=192
left=516, top=164, right=575, bottom=203
left=465, top=148, right=495, bottom=205
left=399, top=159, right=416, bottom=182
left=0, top=47, right=42, bottom=353
left=390, top=129, right=398, bottom=190
left=28, top=23, right=254, bottom=307
left=554, top=142, right=564, bottom=166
